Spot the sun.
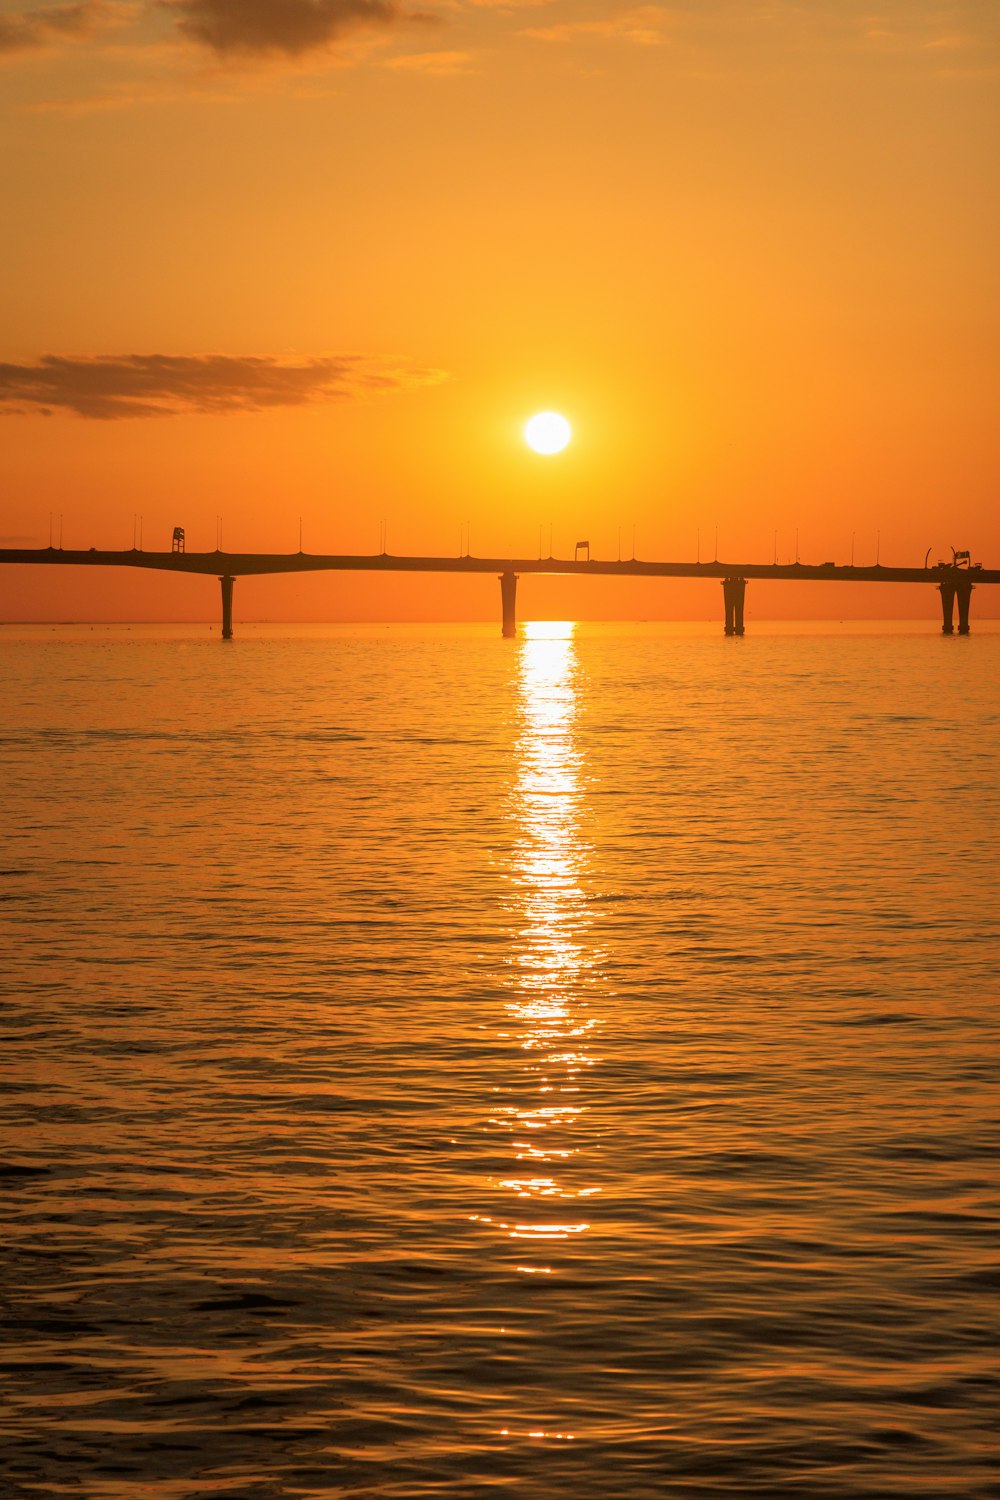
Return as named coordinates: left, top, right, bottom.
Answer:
left=525, top=411, right=571, bottom=455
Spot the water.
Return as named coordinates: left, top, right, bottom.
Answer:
left=3, top=621, right=999, bottom=1499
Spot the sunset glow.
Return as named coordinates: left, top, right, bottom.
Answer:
left=0, top=1, right=995, bottom=622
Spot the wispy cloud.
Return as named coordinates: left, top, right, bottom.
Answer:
left=460, top=0, right=557, bottom=8
left=0, top=0, right=128, bottom=54
left=383, top=45, right=470, bottom=71
left=0, top=353, right=448, bottom=418
left=521, top=4, right=668, bottom=46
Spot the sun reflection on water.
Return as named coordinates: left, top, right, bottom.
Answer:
left=487, top=621, right=602, bottom=1248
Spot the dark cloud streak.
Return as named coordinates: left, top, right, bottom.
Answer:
left=0, top=353, right=446, bottom=418
left=0, top=1, right=114, bottom=53
left=160, top=0, right=403, bottom=56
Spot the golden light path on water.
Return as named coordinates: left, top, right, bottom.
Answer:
left=476, top=622, right=603, bottom=1304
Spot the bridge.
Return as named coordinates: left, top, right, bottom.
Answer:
left=1, top=545, right=996, bottom=639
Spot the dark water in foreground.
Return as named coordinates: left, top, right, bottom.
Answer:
left=2, top=622, right=999, bottom=1499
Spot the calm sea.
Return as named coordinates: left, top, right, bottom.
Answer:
left=2, top=621, right=999, bottom=1499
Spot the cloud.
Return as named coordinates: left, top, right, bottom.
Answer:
left=383, top=46, right=470, bottom=71
left=159, top=0, right=408, bottom=56
left=521, top=4, right=668, bottom=46
left=27, top=82, right=221, bottom=111
left=0, top=353, right=447, bottom=418
left=0, top=1, right=125, bottom=53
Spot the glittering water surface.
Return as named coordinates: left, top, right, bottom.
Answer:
left=3, top=621, right=999, bottom=1499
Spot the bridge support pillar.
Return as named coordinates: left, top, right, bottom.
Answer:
left=219, top=575, right=234, bottom=640
left=500, top=571, right=518, bottom=638
left=722, top=577, right=746, bottom=636
left=939, top=580, right=955, bottom=634
left=956, top=579, right=973, bottom=635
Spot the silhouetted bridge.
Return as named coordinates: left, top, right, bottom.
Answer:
left=2, top=547, right=996, bottom=638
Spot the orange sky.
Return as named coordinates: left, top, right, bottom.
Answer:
left=1, top=0, right=998, bottom=622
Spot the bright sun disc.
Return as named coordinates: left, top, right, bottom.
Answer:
left=525, top=411, right=571, bottom=455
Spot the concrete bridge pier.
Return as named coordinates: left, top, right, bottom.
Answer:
left=956, top=578, right=973, bottom=635
left=939, top=579, right=955, bottom=634
left=722, top=577, right=746, bottom=636
left=219, top=575, right=234, bottom=640
left=500, top=570, right=518, bottom=638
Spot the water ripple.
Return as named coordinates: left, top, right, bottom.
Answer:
left=2, top=624, right=998, bottom=1498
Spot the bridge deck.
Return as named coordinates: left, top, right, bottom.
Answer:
left=3, top=548, right=998, bottom=585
